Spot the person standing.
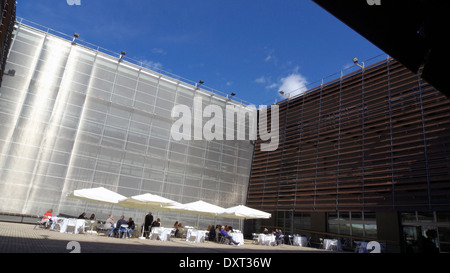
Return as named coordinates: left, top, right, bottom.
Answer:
left=144, top=212, right=153, bottom=239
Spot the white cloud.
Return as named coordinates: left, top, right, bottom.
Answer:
left=254, top=70, right=308, bottom=97
left=151, top=48, right=166, bottom=55
left=141, top=59, right=163, bottom=70
left=255, top=76, right=267, bottom=84
left=278, top=72, right=308, bottom=97
left=342, top=62, right=353, bottom=71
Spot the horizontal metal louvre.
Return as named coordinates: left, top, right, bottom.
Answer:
left=247, top=59, right=450, bottom=213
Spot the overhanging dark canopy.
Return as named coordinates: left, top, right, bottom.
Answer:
left=313, top=0, right=450, bottom=97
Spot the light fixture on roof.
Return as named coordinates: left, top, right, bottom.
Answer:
left=353, top=57, right=365, bottom=70
left=119, top=51, right=126, bottom=62
left=227, top=92, right=236, bottom=101
left=6, top=69, right=15, bottom=77
left=279, top=91, right=290, bottom=98
left=195, top=80, right=205, bottom=88
left=72, top=33, right=79, bottom=45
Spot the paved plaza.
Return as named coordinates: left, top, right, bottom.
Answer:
left=0, top=221, right=325, bottom=254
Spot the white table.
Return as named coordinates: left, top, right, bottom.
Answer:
left=293, top=235, right=308, bottom=246
left=177, top=228, right=188, bottom=238
left=50, top=217, right=85, bottom=234
left=258, top=234, right=276, bottom=246
left=324, top=239, right=342, bottom=251
left=49, top=216, right=60, bottom=230
left=186, top=229, right=208, bottom=243
left=84, top=220, right=97, bottom=234
left=230, top=232, right=244, bottom=245
left=150, top=227, right=174, bottom=241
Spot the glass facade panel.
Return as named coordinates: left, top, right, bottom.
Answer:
left=327, top=212, right=377, bottom=239
left=0, top=23, right=254, bottom=227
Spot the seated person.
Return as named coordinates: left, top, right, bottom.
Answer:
left=177, top=223, right=184, bottom=237
left=215, top=225, right=221, bottom=242
left=151, top=218, right=161, bottom=229
left=274, top=229, right=283, bottom=245
left=127, top=218, right=135, bottom=238
left=42, top=209, right=53, bottom=228
left=173, top=221, right=179, bottom=237
left=220, top=226, right=240, bottom=245
left=104, top=215, right=115, bottom=237
left=114, top=216, right=128, bottom=237
left=208, top=224, right=216, bottom=241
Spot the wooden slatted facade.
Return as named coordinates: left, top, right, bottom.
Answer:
left=247, top=58, right=450, bottom=214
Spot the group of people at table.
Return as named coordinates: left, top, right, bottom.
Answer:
left=205, top=224, right=241, bottom=245
left=41, top=209, right=241, bottom=245
left=42, top=209, right=140, bottom=237
left=43, top=210, right=291, bottom=247
left=103, top=211, right=243, bottom=245
left=257, top=227, right=285, bottom=246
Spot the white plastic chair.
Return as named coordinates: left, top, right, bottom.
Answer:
left=119, top=224, right=129, bottom=239
left=34, top=218, right=50, bottom=230
left=66, top=219, right=77, bottom=234
left=252, top=233, right=259, bottom=244
left=168, top=228, right=176, bottom=240
left=52, top=218, right=66, bottom=232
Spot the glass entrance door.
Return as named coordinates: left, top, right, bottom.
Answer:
left=402, top=225, right=439, bottom=253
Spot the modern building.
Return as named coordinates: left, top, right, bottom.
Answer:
left=1, top=2, right=449, bottom=253
left=246, top=57, right=450, bottom=253
left=313, top=0, right=450, bottom=98
left=0, top=19, right=254, bottom=228
left=0, top=0, right=16, bottom=88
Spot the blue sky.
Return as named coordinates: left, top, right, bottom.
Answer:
left=16, top=0, right=386, bottom=106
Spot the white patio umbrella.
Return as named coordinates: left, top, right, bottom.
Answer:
left=67, top=187, right=127, bottom=205
left=165, top=200, right=225, bottom=217
left=117, top=193, right=181, bottom=239
left=218, top=205, right=271, bottom=231
left=219, top=205, right=271, bottom=220
left=165, top=200, right=226, bottom=227
left=118, top=193, right=180, bottom=211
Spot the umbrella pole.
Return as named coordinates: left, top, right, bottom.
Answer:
left=139, top=223, right=146, bottom=240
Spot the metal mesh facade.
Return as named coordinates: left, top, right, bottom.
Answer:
left=248, top=58, right=450, bottom=213
left=0, top=23, right=254, bottom=226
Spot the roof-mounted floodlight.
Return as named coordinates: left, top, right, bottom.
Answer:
left=195, top=80, right=205, bottom=88
left=279, top=90, right=290, bottom=98
left=72, top=33, right=79, bottom=45
left=119, top=51, right=126, bottom=62
left=353, top=57, right=365, bottom=70
left=226, top=92, right=236, bottom=101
